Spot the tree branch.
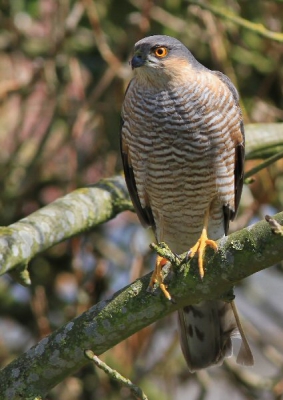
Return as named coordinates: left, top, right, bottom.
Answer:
left=245, top=149, right=283, bottom=180
left=85, top=350, right=149, bottom=400
left=1, top=208, right=283, bottom=398
left=245, top=123, right=283, bottom=159
left=0, top=176, right=132, bottom=278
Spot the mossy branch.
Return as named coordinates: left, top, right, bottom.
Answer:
left=1, top=210, right=283, bottom=398
left=0, top=176, right=133, bottom=279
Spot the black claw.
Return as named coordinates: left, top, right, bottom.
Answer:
left=146, top=285, right=155, bottom=294
left=186, top=250, right=192, bottom=262
left=179, top=250, right=191, bottom=265
left=173, top=252, right=181, bottom=260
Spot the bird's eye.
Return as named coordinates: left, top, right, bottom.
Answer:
left=154, top=47, right=168, bottom=58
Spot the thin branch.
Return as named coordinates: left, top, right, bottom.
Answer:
left=85, top=350, right=149, bottom=400
left=244, top=149, right=283, bottom=180
left=265, top=215, right=283, bottom=236
left=81, top=0, right=121, bottom=69
left=129, top=0, right=188, bottom=33
left=187, top=0, right=283, bottom=43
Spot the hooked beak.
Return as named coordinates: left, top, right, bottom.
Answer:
left=130, top=52, right=145, bottom=69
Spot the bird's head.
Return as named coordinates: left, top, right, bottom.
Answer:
left=130, top=35, right=203, bottom=85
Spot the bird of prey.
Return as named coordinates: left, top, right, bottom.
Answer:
left=120, top=35, right=254, bottom=371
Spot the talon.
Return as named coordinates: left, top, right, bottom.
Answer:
left=188, top=210, right=218, bottom=278
left=173, top=252, right=181, bottom=261
left=149, top=255, right=172, bottom=301
left=185, top=250, right=192, bottom=262
left=159, top=282, right=172, bottom=301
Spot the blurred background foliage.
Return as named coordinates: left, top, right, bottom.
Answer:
left=0, top=0, right=283, bottom=399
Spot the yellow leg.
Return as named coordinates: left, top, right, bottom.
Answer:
left=188, top=209, right=218, bottom=278
left=149, top=255, right=172, bottom=301
left=149, top=210, right=217, bottom=300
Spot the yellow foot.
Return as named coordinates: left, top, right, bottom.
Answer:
left=188, top=230, right=218, bottom=279
left=149, top=255, right=172, bottom=301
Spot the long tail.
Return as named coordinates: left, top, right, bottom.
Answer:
left=177, top=300, right=254, bottom=372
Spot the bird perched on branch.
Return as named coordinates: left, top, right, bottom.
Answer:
left=120, top=35, right=254, bottom=371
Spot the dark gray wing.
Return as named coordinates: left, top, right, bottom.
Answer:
left=120, top=81, right=155, bottom=228
left=213, top=71, right=245, bottom=234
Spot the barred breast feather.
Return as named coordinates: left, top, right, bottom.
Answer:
left=121, top=70, right=243, bottom=253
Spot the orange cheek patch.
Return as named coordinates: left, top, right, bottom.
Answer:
left=162, top=58, right=194, bottom=72
left=161, top=58, right=201, bottom=84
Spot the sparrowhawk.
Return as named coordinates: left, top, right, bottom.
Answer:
left=120, top=35, right=254, bottom=371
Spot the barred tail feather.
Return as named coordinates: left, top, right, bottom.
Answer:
left=231, top=301, right=254, bottom=366
left=178, top=300, right=254, bottom=372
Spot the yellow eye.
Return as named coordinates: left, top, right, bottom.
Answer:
left=154, top=47, right=168, bottom=58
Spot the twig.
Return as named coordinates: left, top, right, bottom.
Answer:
left=85, top=350, right=149, bottom=400
left=187, top=0, right=283, bottom=43
left=265, top=215, right=283, bottom=236
left=129, top=0, right=187, bottom=33
left=244, top=149, right=283, bottom=180
left=80, top=1, right=130, bottom=104
left=224, top=358, right=273, bottom=391
left=81, top=0, right=121, bottom=69
left=138, top=0, right=153, bottom=36
left=149, top=242, right=181, bottom=266
left=65, top=2, right=85, bottom=31
left=88, top=66, right=118, bottom=103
